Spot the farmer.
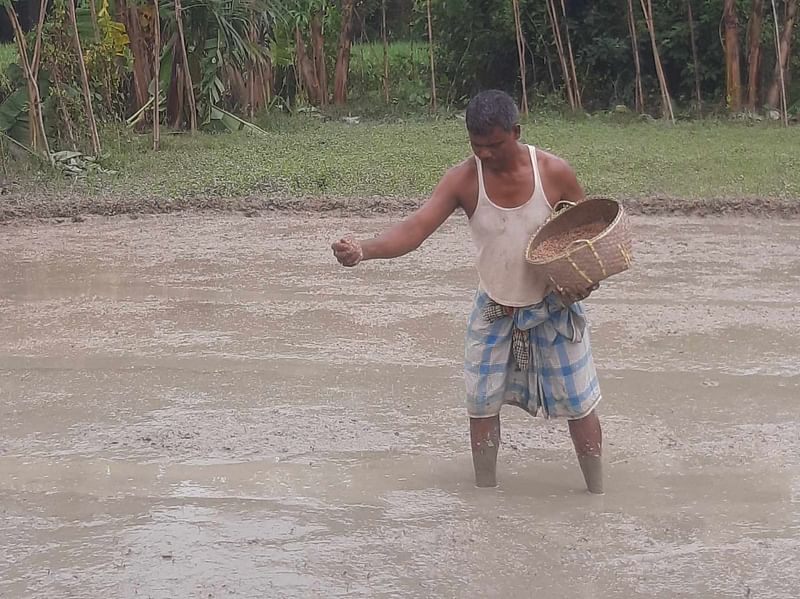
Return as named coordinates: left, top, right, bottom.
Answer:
left=331, top=89, right=604, bottom=494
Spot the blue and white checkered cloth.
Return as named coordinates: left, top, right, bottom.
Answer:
left=464, top=289, right=601, bottom=419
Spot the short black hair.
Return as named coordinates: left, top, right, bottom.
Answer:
left=465, top=90, right=519, bottom=136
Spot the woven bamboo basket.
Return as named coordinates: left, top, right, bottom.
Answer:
left=525, top=197, right=633, bottom=290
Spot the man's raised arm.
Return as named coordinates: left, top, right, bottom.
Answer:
left=331, top=170, right=462, bottom=267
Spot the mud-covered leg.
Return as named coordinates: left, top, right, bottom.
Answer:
left=470, top=415, right=500, bottom=488
left=568, top=409, right=604, bottom=494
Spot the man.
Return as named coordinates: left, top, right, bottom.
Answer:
left=331, top=90, right=604, bottom=494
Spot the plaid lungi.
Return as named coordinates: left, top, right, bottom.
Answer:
left=464, top=289, right=601, bottom=419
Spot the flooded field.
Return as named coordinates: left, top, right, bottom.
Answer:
left=1, top=213, right=798, bottom=598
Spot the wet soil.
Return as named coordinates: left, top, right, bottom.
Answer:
left=1, top=213, right=798, bottom=598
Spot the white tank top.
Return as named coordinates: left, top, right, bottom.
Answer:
left=468, top=145, right=553, bottom=307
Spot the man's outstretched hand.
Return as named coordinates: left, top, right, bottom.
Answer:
left=331, top=237, right=364, bottom=267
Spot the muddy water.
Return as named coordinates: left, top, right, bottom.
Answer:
left=1, top=213, right=798, bottom=598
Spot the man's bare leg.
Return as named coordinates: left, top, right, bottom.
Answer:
left=568, top=409, right=604, bottom=494
left=470, top=415, right=500, bottom=488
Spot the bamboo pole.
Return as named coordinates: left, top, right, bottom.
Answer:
left=559, top=0, right=581, bottom=108
left=4, top=4, right=50, bottom=160
left=511, top=0, right=528, bottom=115
left=153, top=0, right=161, bottom=149
left=31, top=0, right=48, bottom=77
left=66, top=0, right=102, bottom=155
left=626, top=0, right=643, bottom=112
left=382, top=0, right=389, bottom=103
left=425, top=0, right=437, bottom=111
left=639, top=0, right=675, bottom=122
left=87, top=0, right=101, bottom=43
left=686, top=0, right=702, bottom=109
left=545, top=0, right=575, bottom=109
left=175, top=0, right=197, bottom=131
left=770, top=0, right=789, bottom=126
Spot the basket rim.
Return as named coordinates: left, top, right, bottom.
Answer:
left=525, top=197, right=626, bottom=267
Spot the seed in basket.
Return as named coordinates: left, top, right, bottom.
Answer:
left=533, top=222, right=607, bottom=260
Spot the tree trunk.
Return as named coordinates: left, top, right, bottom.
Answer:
left=512, top=0, right=528, bottom=115
left=66, top=0, right=102, bottom=155
left=766, top=0, right=797, bottom=111
left=425, top=0, right=437, bottom=111
left=381, top=0, right=389, bottom=103
left=546, top=0, right=575, bottom=109
left=153, top=0, right=160, bottom=150
left=559, top=0, right=582, bottom=109
left=687, top=0, right=702, bottom=109
left=627, top=0, right=644, bottom=112
left=639, top=0, right=675, bottom=122
left=118, top=0, right=152, bottom=112
left=5, top=4, right=50, bottom=159
left=745, top=0, right=765, bottom=110
left=333, top=0, right=356, bottom=105
left=311, top=12, right=328, bottom=106
left=175, top=0, right=197, bottom=132
left=296, top=26, right=323, bottom=105
left=722, top=0, right=743, bottom=112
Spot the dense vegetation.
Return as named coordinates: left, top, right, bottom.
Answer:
left=0, top=0, right=796, bottom=170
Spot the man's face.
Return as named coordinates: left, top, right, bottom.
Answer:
left=469, top=125, right=520, bottom=170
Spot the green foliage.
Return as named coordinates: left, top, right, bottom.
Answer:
left=0, top=63, right=53, bottom=148
left=157, top=0, right=281, bottom=125
left=430, top=0, right=521, bottom=103
left=347, top=41, right=431, bottom=111
left=0, top=44, right=17, bottom=100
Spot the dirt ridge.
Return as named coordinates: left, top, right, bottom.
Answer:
left=1, top=191, right=798, bottom=222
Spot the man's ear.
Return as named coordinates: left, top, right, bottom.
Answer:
left=513, top=124, right=521, bottom=140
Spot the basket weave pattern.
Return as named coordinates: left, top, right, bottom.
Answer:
left=525, top=197, right=633, bottom=290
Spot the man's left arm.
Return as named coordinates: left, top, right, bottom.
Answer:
left=551, top=158, right=599, bottom=304
left=553, top=158, right=587, bottom=205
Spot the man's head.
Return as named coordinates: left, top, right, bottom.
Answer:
left=465, top=90, right=521, bottom=169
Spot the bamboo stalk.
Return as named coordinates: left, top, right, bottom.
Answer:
left=382, top=0, right=389, bottom=103
left=626, top=0, right=643, bottom=112
left=5, top=4, right=50, bottom=160
left=425, top=0, right=437, bottom=111
left=770, top=0, right=789, bottom=126
left=66, top=0, right=102, bottom=155
left=153, top=0, right=161, bottom=149
left=87, top=0, right=101, bottom=43
left=31, top=0, right=48, bottom=78
left=175, top=0, right=197, bottom=131
left=511, top=0, right=528, bottom=116
left=545, top=0, right=575, bottom=109
left=686, top=0, right=702, bottom=109
left=639, top=0, right=674, bottom=122
left=559, top=0, right=581, bottom=108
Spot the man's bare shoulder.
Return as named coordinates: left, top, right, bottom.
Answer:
left=534, top=148, right=585, bottom=204
left=436, top=157, right=478, bottom=204
left=535, top=148, right=575, bottom=180
left=441, top=157, right=477, bottom=186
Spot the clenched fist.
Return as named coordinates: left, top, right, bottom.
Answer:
left=331, top=236, right=364, bottom=267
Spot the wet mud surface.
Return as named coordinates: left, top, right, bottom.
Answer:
left=1, top=213, right=799, bottom=598
left=1, top=191, right=799, bottom=222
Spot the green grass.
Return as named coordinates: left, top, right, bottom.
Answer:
left=27, top=114, right=800, bottom=201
